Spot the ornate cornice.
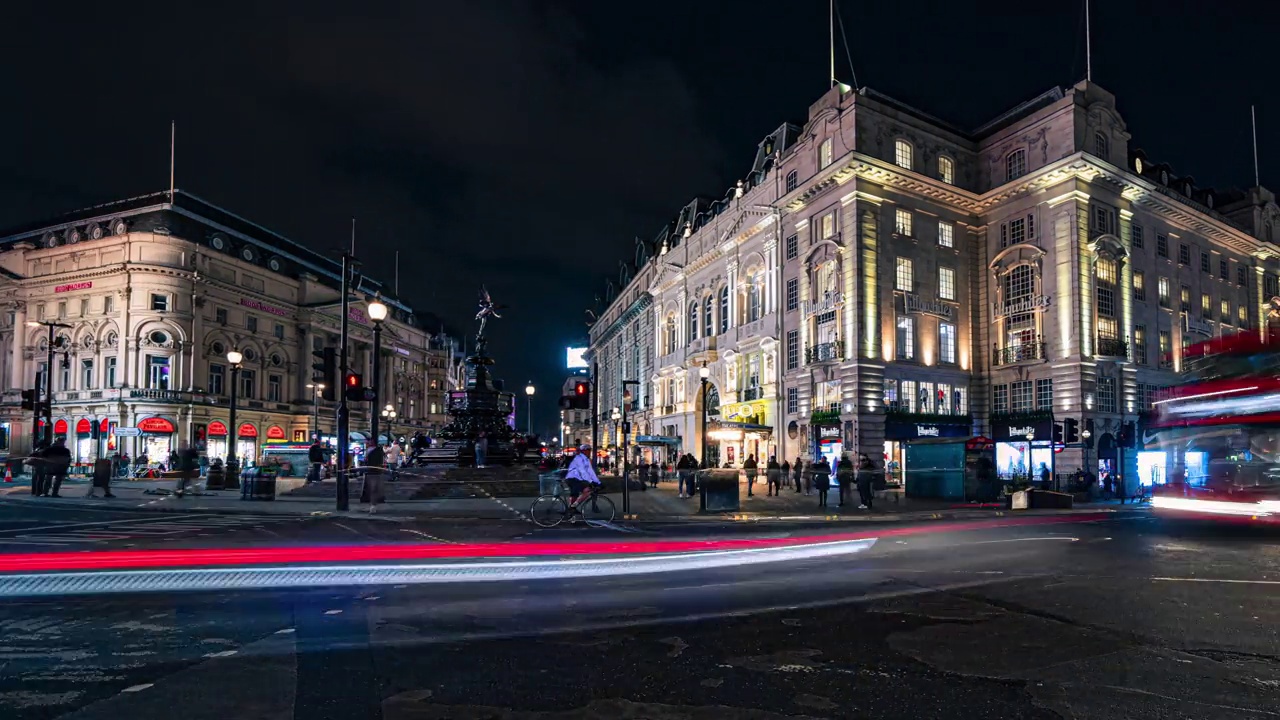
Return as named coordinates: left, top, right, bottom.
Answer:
left=594, top=293, right=653, bottom=348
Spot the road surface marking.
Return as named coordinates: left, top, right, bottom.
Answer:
left=0, top=514, right=202, bottom=536
left=121, top=684, right=153, bottom=693
left=968, top=537, right=1079, bottom=544
left=1152, top=577, right=1280, bottom=585
left=202, top=650, right=238, bottom=658
left=274, top=628, right=295, bottom=634
left=324, top=610, right=343, bottom=615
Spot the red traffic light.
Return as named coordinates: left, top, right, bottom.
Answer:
left=574, top=382, right=588, bottom=395
left=345, top=372, right=361, bottom=387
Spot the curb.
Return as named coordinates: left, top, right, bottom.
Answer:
left=0, top=493, right=415, bottom=522
left=616, top=507, right=1126, bottom=524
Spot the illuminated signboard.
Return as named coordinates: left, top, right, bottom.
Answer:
left=566, top=347, right=589, bottom=369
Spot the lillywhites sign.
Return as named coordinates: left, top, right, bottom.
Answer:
left=993, top=295, right=1052, bottom=319
left=806, top=291, right=843, bottom=317
left=915, top=425, right=940, bottom=437
left=903, top=293, right=954, bottom=320
left=240, top=298, right=289, bottom=317
left=55, top=281, right=92, bottom=293
left=1007, top=425, right=1036, bottom=438
left=819, top=426, right=841, bottom=438
left=1184, top=314, right=1213, bottom=336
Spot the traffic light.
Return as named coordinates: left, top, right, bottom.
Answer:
left=571, top=380, right=591, bottom=409
left=20, top=389, right=36, bottom=411
left=1052, top=422, right=1064, bottom=445
left=1064, top=418, right=1079, bottom=444
left=343, top=372, right=364, bottom=401
left=1118, top=421, right=1136, bottom=448
left=1083, top=419, right=1096, bottom=449
left=311, top=347, right=337, bottom=401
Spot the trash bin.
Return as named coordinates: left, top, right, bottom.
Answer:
left=240, top=468, right=277, bottom=501
left=698, top=468, right=741, bottom=513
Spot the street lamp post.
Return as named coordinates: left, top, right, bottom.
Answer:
left=367, top=297, right=388, bottom=448
left=380, top=404, right=397, bottom=439
left=698, top=362, right=710, bottom=513
left=524, top=382, right=535, bottom=435
left=621, top=379, right=639, bottom=513
left=226, top=349, right=243, bottom=490
left=610, top=407, right=621, bottom=473
left=1082, top=427, right=1093, bottom=477
left=27, top=320, right=71, bottom=445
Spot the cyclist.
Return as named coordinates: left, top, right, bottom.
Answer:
left=565, top=444, right=601, bottom=507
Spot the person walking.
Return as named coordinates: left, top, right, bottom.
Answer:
left=175, top=442, right=199, bottom=497
left=766, top=455, right=782, bottom=496
left=43, top=438, right=72, bottom=497
left=836, top=454, right=855, bottom=507
left=793, top=456, right=803, bottom=493
left=813, top=457, right=832, bottom=507
left=360, top=441, right=386, bottom=511
left=474, top=431, right=489, bottom=469
left=307, top=439, right=325, bottom=483
left=743, top=454, right=758, bottom=497
left=27, top=441, right=49, bottom=496
left=856, top=454, right=876, bottom=510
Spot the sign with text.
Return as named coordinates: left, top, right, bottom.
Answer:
left=993, top=419, right=1053, bottom=442
left=903, top=293, right=955, bottom=320
left=114, top=427, right=142, bottom=437
left=137, top=417, right=176, bottom=434
left=992, top=295, right=1051, bottom=321
left=240, top=298, right=290, bottom=317
left=55, top=281, right=92, bottom=293
left=566, top=347, right=588, bottom=369
left=885, top=420, right=971, bottom=440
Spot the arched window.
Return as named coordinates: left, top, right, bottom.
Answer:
left=894, top=139, right=913, bottom=170
left=663, top=314, right=677, bottom=355
left=687, top=301, right=699, bottom=342
left=937, top=156, right=954, bottom=184
left=703, top=295, right=713, bottom=336
left=1004, top=265, right=1037, bottom=351
left=1093, top=131, right=1109, bottom=160
left=1006, top=149, right=1027, bottom=182
left=718, top=286, right=730, bottom=334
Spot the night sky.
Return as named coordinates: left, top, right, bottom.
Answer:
left=2, top=1, right=1273, bottom=436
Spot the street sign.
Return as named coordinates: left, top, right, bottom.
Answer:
left=114, top=427, right=142, bottom=437
left=1054, top=442, right=1065, bottom=453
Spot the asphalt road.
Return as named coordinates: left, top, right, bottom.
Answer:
left=0, top=511, right=1277, bottom=719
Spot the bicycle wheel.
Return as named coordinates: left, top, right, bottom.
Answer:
left=530, top=495, right=568, bottom=528
left=579, top=494, right=616, bottom=523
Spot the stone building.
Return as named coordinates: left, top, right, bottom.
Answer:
left=0, top=190, right=457, bottom=463
left=588, top=79, right=1280, bottom=494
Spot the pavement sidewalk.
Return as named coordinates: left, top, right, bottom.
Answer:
left=0, top=473, right=1129, bottom=525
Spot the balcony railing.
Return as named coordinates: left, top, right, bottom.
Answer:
left=741, top=386, right=762, bottom=401
left=1095, top=336, right=1130, bottom=360
left=805, top=340, right=844, bottom=364
left=993, top=339, right=1045, bottom=366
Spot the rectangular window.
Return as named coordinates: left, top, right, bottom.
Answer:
left=1035, top=379, right=1053, bottom=410
left=1131, top=224, right=1144, bottom=249
left=268, top=374, right=282, bottom=403
left=785, top=170, right=798, bottom=192
left=103, top=295, right=114, bottom=314
left=1157, top=234, right=1168, bottom=258
left=901, top=380, right=918, bottom=412
left=785, top=234, right=798, bottom=260
left=1098, top=377, right=1117, bottom=413
left=57, top=301, right=67, bottom=319
left=1158, top=277, right=1170, bottom=308
left=209, top=364, right=225, bottom=396
left=894, top=140, right=912, bottom=170
left=79, top=298, right=89, bottom=317
left=1237, top=267, right=1247, bottom=286
left=274, top=324, right=285, bottom=340
left=105, top=357, right=117, bottom=388
left=938, top=267, right=956, bottom=301
left=1180, top=285, right=1191, bottom=311
left=240, top=369, right=255, bottom=399
left=1133, top=271, right=1145, bottom=300
left=1238, top=304, right=1248, bottom=326
left=1134, top=326, right=1147, bottom=365
left=1008, top=217, right=1026, bottom=245
left=938, top=156, right=954, bottom=184
left=1178, top=243, right=1190, bottom=265
left=939, top=322, right=956, bottom=364
left=786, top=278, right=798, bottom=311
left=1201, top=293, right=1211, bottom=316
left=1011, top=381, right=1033, bottom=412
left=150, top=293, right=169, bottom=311
left=1159, top=331, right=1172, bottom=368
left=1220, top=298, right=1230, bottom=322
left=786, top=330, right=798, bottom=370
left=937, top=221, right=953, bottom=248
left=80, top=359, right=94, bottom=390
left=820, top=212, right=837, bottom=239
left=993, top=384, right=1009, bottom=414
left=786, top=387, right=799, bottom=414
left=215, top=307, right=228, bottom=324
left=895, top=257, right=913, bottom=291
left=147, top=355, right=170, bottom=390
left=1220, top=259, right=1229, bottom=280
left=1201, top=251, right=1211, bottom=273
left=36, top=303, right=45, bottom=320
left=1267, top=274, right=1279, bottom=298
left=819, top=138, right=833, bottom=169
left=247, top=316, right=258, bottom=333
left=895, top=315, right=915, bottom=360
left=895, top=208, right=912, bottom=236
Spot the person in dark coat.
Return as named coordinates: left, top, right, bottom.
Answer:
left=836, top=454, right=855, bottom=507
left=27, top=441, right=49, bottom=496
left=175, top=443, right=199, bottom=497
left=766, top=456, right=782, bottom=496
left=743, top=455, right=758, bottom=497
left=856, top=454, right=876, bottom=510
left=813, top=457, right=832, bottom=507
left=792, top=457, right=803, bottom=493
left=43, top=439, right=73, bottom=497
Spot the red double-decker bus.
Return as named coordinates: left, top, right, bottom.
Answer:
left=1146, top=328, right=1280, bottom=521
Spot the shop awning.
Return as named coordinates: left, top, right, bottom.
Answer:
left=712, top=421, right=773, bottom=436
left=635, top=435, right=681, bottom=446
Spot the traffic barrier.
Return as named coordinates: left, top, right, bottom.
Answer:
left=3, top=467, right=11, bottom=483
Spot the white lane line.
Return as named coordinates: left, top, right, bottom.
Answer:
left=0, top=514, right=205, bottom=536
left=202, top=650, right=238, bottom=658
left=967, top=537, right=1079, bottom=544
left=121, top=683, right=154, bottom=693
left=324, top=610, right=343, bottom=615
left=274, top=628, right=296, bottom=635
left=1152, top=577, right=1280, bottom=585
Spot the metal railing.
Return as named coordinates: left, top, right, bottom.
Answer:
left=993, top=339, right=1045, bottom=366
left=741, top=386, right=762, bottom=401
left=1095, top=336, right=1129, bottom=359
left=805, top=340, right=844, bottom=364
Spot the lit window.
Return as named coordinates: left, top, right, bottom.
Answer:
left=938, top=156, right=954, bottom=184
left=938, top=267, right=956, bottom=301
left=894, top=139, right=913, bottom=170
left=1133, top=271, right=1145, bottom=300
left=896, top=315, right=915, bottom=360
left=1158, top=277, right=1170, bottom=307
left=939, top=323, right=956, bottom=364
left=819, top=138, right=833, bottom=169
left=821, top=212, right=837, bottom=239
left=938, top=221, right=953, bottom=248
left=895, top=257, right=914, bottom=291
left=1094, top=131, right=1109, bottom=159
left=1201, top=293, right=1211, bottom=315
left=1006, top=149, right=1026, bottom=182
left=895, top=208, right=913, bottom=236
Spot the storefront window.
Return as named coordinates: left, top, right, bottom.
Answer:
left=900, top=380, right=918, bottom=412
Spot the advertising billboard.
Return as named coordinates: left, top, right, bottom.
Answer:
left=566, top=347, right=589, bottom=369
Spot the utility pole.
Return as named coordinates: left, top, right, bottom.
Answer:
left=590, top=361, right=599, bottom=470
left=336, top=254, right=353, bottom=511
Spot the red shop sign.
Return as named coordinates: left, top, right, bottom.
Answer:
left=266, top=425, right=286, bottom=440
left=237, top=423, right=258, bottom=438
left=138, top=417, right=176, bottom=434
left=53, top=419, right=68, bottom=435
left=75, top=419, right=92, bottom=434
left=207, top=421, right=228, bottom=436
left=100, top=418, right=110, bottom=433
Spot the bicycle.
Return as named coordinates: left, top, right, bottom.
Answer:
left=529, top=480, right=616, bottom=527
